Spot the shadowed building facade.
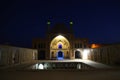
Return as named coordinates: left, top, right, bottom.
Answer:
left=32, top=23, right=89, bottom=60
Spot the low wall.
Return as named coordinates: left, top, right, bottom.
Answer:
left=90, top=44, right=120, bottom=65
left=0, top=45, right=38, bottom=66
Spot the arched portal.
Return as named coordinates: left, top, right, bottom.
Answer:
left=50, top=35, right=70, bottom=60
left=75, top=50, right=81, bottom=59
left=57, top=51, right=64, bottom=60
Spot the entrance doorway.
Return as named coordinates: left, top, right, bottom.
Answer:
left=50, top=35, right=70, bottom=60
left=75, top=50, right=81, bottom=59
left=57, top=51, right=64, bottom=60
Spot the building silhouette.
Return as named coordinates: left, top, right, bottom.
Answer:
left=32, top=23, right=89, bottom=60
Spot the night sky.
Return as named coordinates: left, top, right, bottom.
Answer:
left=1, top=0, right=120, bottom=48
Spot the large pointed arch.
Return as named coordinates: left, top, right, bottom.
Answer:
left=50, top=35, right=70, bottom=59
left=50, top=35, right=70, bottom=49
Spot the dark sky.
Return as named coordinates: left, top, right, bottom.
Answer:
left=0, top=0, right=120, bottom=48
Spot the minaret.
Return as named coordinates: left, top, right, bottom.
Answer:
left=47, top=20, right=51, bottom=32
left=69, top=20, right=73, bottom=33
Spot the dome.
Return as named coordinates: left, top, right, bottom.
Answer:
left=49, top=23, right=72, bottom=33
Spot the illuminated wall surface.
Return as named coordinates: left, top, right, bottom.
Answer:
left=50, top=35, right=70, bottom=59
left=32, top=23, right=90, bottom=60
left=0, top=45, right=38, bottom=65
left=50, top=35, right=91, bottom=60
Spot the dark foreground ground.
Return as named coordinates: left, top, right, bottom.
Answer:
left=0, top=69, right=120, bottom=80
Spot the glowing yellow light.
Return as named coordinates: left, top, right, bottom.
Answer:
left=56, top=35, right=64, bottom=39
left=83, top=49, right=90, bottom=60
left=50, top=35, right=70, bottom=50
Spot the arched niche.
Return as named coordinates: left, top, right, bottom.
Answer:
left=75, top=50, right=82, bottom=59
left=50, top=35, right=70, bottom=59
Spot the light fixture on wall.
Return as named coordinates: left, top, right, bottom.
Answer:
left=83, top=49, right=90, bottom=60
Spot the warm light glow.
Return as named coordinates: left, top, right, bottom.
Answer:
left=91, top=44, right=101, bottom=48
left=50, top=35, right=70, bottom=49
left=83, top=49, right=90, bottom=60
left=57, top=35, right=64, bottom=39
left=38, top=64, right=44, bottom=69
left=50, top=35, right=70, bottom=59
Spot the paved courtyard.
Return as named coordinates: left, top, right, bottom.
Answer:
left=0, top=69, right=120, bottom=80
left=0, top=59, right=120, bottom=80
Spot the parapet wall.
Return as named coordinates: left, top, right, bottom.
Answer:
left=90, top=44, right=120, bottom=65
left=0, top=45, right=38, bottom=65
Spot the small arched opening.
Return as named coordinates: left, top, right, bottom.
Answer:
left=58, top=44, right=62, bottom=49
left=57, top=51, right=64, bottom=60
left=75, top=50, right=81, bottom=59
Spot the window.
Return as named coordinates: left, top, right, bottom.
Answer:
left=58, top=44, right=62, bottom=49
left=79, top=43, right=82, bottom=48
left=75, top=43, right=76, bottom=48
left=77, top=43, right=79, bottom=48
left=84, top=44, right=87, bottom=48
left=75, top=43, right=79, bottom=48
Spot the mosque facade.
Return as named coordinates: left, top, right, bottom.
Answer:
left=32, top=23, right=90, bottom=60
left=0, top=22, right=120, bottom=66
left=32, top=22, right=120, bottom=66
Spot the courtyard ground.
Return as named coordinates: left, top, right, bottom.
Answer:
left=0, top=60, right=120, bottom=80
left=0, top=69, right=120, bottom=80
